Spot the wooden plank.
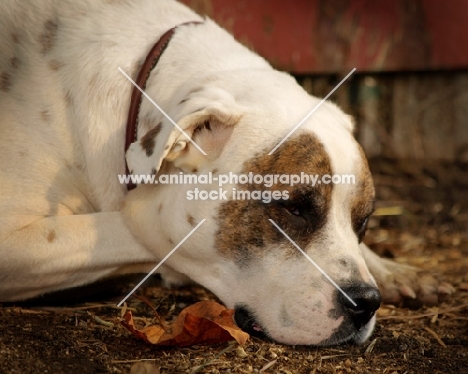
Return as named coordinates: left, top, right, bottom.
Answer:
left=454, top=74, right=468, bottom=162
left=181, top=0, right=468, bottom=73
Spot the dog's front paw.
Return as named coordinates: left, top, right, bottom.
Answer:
left=362, top=244, right=454, bottom=307
left=375, top=258, right=454, bottom=307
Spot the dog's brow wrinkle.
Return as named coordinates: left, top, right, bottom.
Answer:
left=158, top=203, right=163, bottom=214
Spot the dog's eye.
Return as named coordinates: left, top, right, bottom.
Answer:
left=357, top=216, right=370, bottom=242
left=281, top=203, right=302, bottom=217
left=286, top=206, right=301, bottom=216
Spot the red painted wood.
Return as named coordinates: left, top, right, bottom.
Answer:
left=180, top=0, right=468, bottom=73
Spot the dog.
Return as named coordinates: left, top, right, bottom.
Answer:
left=0, top=0, right=450, bottom=346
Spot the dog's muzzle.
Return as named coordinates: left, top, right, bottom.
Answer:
left=234, top=284, right=381, bottom=345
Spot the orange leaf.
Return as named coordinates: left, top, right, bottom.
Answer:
left=121, top=300, right=249, bottom=346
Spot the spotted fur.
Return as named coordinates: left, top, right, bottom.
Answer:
left=0, top=0, right=447, bottom=347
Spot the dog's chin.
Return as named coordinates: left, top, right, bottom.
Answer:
left=317, top=315, right=377, bottom=347
left=234, top=305, right=376, bottom=346
left=351, top=315, right=377, bottom=344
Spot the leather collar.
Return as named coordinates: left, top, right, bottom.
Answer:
left=124, top=21, right=202, bottom=190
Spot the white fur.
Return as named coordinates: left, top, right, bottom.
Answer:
left=0, top=0, right=437, bottom=346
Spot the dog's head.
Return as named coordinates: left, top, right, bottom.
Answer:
left=123, top=70, right=380, bottom=346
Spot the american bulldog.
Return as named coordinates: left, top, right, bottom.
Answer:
left=0, top=0, right=449, bottom=345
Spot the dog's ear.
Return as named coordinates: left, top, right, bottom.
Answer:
left=344, top=114, right=356, bottom=133
left=126, top=87, right=243, bottom=177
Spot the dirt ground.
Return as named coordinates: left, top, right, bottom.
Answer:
left=1, top=158, right=467, bottom=374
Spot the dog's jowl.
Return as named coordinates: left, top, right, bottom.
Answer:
left=0, top=0, right=447, bottom=345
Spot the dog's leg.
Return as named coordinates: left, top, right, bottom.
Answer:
left=361, top=243, right=454, bottom=306
left=0, top=212, right=157, bottom=302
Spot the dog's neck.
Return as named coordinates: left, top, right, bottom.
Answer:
left=125, top=21, right=202, bottom=189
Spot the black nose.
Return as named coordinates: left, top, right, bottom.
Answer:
left=339, top=286, right=381, bottom=329
left=234, top=306, right=266, bottom=338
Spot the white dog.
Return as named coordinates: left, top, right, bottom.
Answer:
left=0, top=0, right=448, bottom=346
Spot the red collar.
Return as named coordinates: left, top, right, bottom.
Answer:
left=124, top=21, right=202, bottom=190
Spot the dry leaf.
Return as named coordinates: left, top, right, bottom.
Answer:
left=121, top=300, right=249, bottom=346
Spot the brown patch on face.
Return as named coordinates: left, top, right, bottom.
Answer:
left=47, top=230, right=56, bottom=243
left=158, top=203, right=163, bottom=214
left=168, top=238, right=174, bottom=245
left=49, top=59, right=63, bottom=71
left=0, top=72, right=12, bottom=92
left=216, top=132, right=333, bottom=261
left=140, top=123, right=162, bottom=157
left=187, top=214, right=195, bottom=227
left=211, top=168, right=218, bottom=174
left=350, top=144, right=375, bottom=242
left=40, top=20, right=58, bottom=54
